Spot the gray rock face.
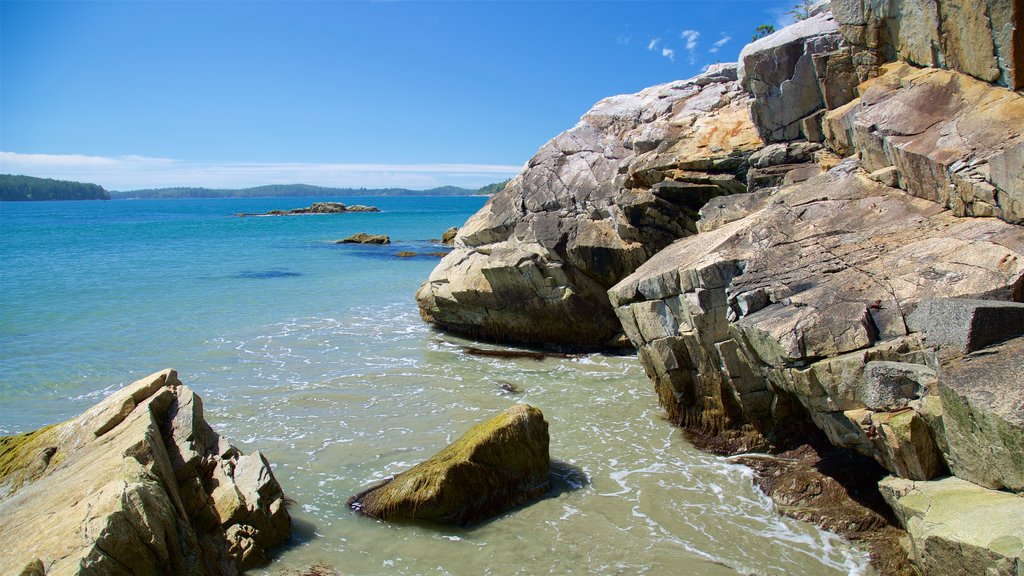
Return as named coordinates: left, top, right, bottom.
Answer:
left=939, top=336, right=1024, bottom=492
left=879, top=476, right=1024, bottom=576
left=0, top=370, right=290, bottom=576
left=860, top=361, right=936, bottom=411
left=831, top=0, right=1023, bottom=89
left=738, top=10, right=845, bottom=142
left=417, top=65, right=763, bottom=348
left=608, top=159, right=1024, bottom=460
left=908, top=299, right=1024, bottom=353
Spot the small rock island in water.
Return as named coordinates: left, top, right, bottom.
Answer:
left=235, top=201, right=379, bottom=217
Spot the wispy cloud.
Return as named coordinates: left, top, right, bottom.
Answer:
left=647, top=38, right=660, bottom=51
left=680, top=29, right=700, bottom=64
left=709, top=33, right=732, bottom=53
left=661, top=47, right=675, bottom=62
left=616, top=35, right=631, bottom=46
left=0, top=152, right=523, bottom=191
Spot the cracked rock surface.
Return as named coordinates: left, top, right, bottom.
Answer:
left=416, top=64, right=762, bottom=348
left=608, top=159, right=1024, bottom=462
left=0, top=369, right=290, bottom=575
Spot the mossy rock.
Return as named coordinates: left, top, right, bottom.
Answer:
left=350, top=404, right=550, bottom=525
left=0, top=424, right=61, bottom=496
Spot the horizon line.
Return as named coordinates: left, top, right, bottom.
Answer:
left=0, top=151, right=523, bottom=191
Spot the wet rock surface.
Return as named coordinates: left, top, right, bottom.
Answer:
left=349, top=404, right=550, bottom=526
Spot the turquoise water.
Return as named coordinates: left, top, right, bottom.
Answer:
left=0, top=197, right=871, bottom=575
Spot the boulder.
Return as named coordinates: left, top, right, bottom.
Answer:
left=608, top=159, right=1024, bottom=459
left=879, top=476, right=1024, bottom=576
left=0, top=369, right=290, bottom=575
left=907, top=299, right=1024, bottom=353
left=738, top=10, right=845, bottom=142
left=349, top=404, right=550, bottom=525
left=417, top=64, right=762, bottom=348
left=337, top=233, right=391, bottom=245
left=831, top=0, right=1023, bottom=89
left=859, top=361, right=936, bottom=411
left=823, top=62, right=1024, bottom=224
left=939, top=336, right=1024, bottom=492
left=440, top=226, right=459, bottom=245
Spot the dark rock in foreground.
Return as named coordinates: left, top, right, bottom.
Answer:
left=236, top=202, right=379, bottom=217
left=0, top=369, right=290, bottom=575
left=349, top=404, right=550, bottom=525
left=337, top=233, right=390, bottom=245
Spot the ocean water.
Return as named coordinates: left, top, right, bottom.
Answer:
left=0, top=197, right=871, bottom=575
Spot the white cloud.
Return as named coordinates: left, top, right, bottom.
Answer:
left=680, top=29, right=700, bottom=51
left=680, top=29, right=700, bottom=64
left=709, top=34, right=732, bottom=53
left=0, top=152, right=523, bottom=191
left=647, top=38, right=660, bottom=51
left=661, top=47, right=675, bottom=62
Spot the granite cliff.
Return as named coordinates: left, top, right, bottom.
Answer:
left=419, top=1, right=1024, bottom=573
left=0, top=370, right=290, bottom=575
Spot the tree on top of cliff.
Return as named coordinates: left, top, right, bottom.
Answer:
left=788, top=0, right=813, bottom=21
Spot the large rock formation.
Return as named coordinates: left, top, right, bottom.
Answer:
left=417, top=64, right=762, bottom=348
left=607, top=159, right=1024, bottom=459
left=415, top=1, right=1024, bottom=572
left=349, top=404, right=550, bottom=525
left=0, top=369, right=290, bottom=575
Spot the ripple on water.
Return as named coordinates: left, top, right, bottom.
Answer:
left=184, top=305, right=874, bottom=576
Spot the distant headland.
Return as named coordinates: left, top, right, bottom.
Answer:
left=0, top=174, right=512, bottom=201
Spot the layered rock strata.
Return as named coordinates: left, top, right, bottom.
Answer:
left=0, top=369, right=290, bottom=575
left=417, top=64, right=762, bottom=348
left=825, top=62, right=1024, bottom=223
left=607, top=160, right=1024, bottom=461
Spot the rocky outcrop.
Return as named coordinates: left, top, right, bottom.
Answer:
left=879, top=476, right=1024, bottom=575
left=738, top=6, right=848, bottom=143
left=336, top=232, right=390, bottom=244
left=417, top=64, right=762, bottom=348
left=236, top=202, right=379, bottom=217
left=824, top=62, right=1024, bottom=224
left=0, top=369, right=290, bottom=575
left=440, top=226, right=459, bottom=245
left=608, top=159, right=1024, bottom=460
left=831, top=0, right=1024, bottom=89
left=349, top=404, right=550, bottom=526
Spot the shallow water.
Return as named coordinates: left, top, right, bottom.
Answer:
left=0, top=197, right=871, bottom=575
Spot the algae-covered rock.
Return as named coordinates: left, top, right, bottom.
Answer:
left=350, top=404, right=550, bottom=525
left=0, top=369, right=290, bottom=576
left=880, top=475, right=1024, bottom=576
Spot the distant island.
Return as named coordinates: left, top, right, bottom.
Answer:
left=0, top=174, right=513, bottom=201
left=0, top=174, right=110, bottom=201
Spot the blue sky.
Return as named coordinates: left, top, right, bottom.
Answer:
left=1, top=1, right=797, bottom=190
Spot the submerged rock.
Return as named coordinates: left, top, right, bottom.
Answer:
left=349, top=404, right=550, bottom=525
left=0, top=369, right=290, bottom=575
left=337, top=232, right=391, bottom=245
